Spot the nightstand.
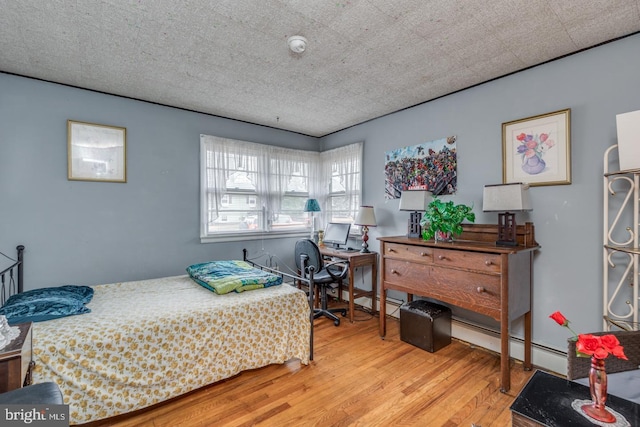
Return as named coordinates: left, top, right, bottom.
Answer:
left=0, top=322, right=33, bottom=393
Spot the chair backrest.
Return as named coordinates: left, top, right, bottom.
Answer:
left=295, top=239, right=324, bottom=277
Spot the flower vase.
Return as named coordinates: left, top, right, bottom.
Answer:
left=522, top=156, right=546, bottom=175
left=581, top=356, right=616, bottom=423
left=434, top=230, right=452, bottom=243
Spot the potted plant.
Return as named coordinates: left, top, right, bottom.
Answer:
left=420, top=197, right=475, bottom=242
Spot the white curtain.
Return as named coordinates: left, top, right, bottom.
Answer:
left=319, top=142, right=363, bottom=228
left=201, top=134, right=322, bottom=233
left=267, top=145, right=318, bottom=223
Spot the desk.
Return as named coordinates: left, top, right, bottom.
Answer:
left=511, top=370, right=640, bottom=426
left=319, top=247, right=378, bottom=323
left=378, top=223, right=539, bottom=392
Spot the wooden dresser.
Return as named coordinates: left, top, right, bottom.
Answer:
left=378, top=223, right=539, bottom=392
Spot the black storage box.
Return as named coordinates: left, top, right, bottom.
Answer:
left=400, top=300, right=451, bottom=353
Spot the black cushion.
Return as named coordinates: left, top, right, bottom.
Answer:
left=0, top=382, right=63, bottom=405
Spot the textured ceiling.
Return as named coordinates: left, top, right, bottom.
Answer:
left=1, top=1, right=639, bottom=137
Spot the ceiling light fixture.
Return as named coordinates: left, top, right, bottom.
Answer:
left=288, top=35, right=307, bottom=53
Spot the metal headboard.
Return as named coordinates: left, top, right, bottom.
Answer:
left=0, top=245, right=24, bottom=305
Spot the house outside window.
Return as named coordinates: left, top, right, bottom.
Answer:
left=200, top=135, right=362, bottom=242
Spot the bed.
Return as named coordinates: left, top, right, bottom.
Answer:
left=0, top=246, right=315, bottom=425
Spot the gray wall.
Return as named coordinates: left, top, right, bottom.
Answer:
left=322, top=33, right=640, bottom=352
left=1, top=33, right=639, bottom=355
left=0, top=74, right=317, bottom=288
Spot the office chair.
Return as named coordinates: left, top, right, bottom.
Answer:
left=295, top=239, right=349, bottom=326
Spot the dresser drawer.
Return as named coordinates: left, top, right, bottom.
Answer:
left=433, top=248, right=501, bottom=273
left=384, top=258, right=432, bottom=287
left=383, top=243, right=433, bottom=264
left=429, top=266, right=502, bottom=314
left=384, top=259, right=500, bottom=311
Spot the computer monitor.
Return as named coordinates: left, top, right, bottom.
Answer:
left=323, top=222, right=351, bottom=249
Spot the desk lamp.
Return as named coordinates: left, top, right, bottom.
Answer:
left=482, top=183, right=532, bottom=246
left=399, top=190, right=431, bottom=238
left=303, top=198, right=321, bottom=240
left=354, top=206, right=377, bottom=253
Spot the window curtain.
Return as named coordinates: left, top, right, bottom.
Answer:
left=319, top=142, right=363, bottom=226
left=201, top=135, right=268, bottom=226
left=202, top=135, right=231, bottom=228
left=201, top=135, right=319, bottom=231
left=201, top=135, right=362, bottom=237
left=267, top=146, right=318, bottom=223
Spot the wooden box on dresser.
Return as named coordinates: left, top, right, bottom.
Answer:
left=0, top=322, right=33, bottom=393
left=378, top=223, right=539, bottom=392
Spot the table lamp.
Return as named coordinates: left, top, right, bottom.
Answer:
left=303, top=198, right=321, bottom=240
left=399, top=190, right=431, bottom=238
left=482, top=183, right=532, bottom=246
left=354, top=206, right=376, bottom=253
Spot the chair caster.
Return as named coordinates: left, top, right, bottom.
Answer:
left=334, top=319, right=340, bottom=326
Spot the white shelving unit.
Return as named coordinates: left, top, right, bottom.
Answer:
left=603, top=144, right=639, bottom=330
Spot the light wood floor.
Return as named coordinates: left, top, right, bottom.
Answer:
left=85, top=309, right=534, bottom=427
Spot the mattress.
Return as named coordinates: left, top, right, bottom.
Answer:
left=31, top=275, right=310, bottom=424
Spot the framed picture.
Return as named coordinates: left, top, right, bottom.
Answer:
left=502, top=109, right=571, bottom=186
left=68, top=120, right=127, bottom=183
left=384, top=135, right=458, bottom=199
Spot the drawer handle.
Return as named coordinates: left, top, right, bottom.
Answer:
left=477, top=286, right=485, bottom=293
left=485, top=260, right=493, bottom=266
left=390, top=269, right=399, bottom=275
left=438, top=255, right=445, bottom=260
left=420, top=252, right=427, bottom=257
left=388, top=248, right=396, bottom=253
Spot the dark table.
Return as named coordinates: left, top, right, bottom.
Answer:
left=511, top=370, right=640, bottom=426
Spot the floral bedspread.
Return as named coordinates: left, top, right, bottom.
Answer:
left=31, top=275, right=310, bottom=425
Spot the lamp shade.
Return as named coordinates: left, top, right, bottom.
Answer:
left=303, top=198, right=321, bottom=212
left=354, top=206, right=377, bottom=227
left=482, top=183, right=532, bottom=212
left=616, top=109, right=640, bottom=171
left=399, top=190, right=431, bottom=211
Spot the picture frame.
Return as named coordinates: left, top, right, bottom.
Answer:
left=68, top=120, right=127, bottom=183
left=502, top=108, right=571, bottom=186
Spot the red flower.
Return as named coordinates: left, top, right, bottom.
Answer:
left=516, top=133, right=527, bottom=141
left=612, top=346, right=628, bottom=360
left=600, top=334, right=620, bottom=352
left=576, top=334, right=600, bottom=355
left=550, top=311, right=568, bottom=326
left=549, top=311, right=628, bottom=360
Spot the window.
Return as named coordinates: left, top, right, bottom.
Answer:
left=201, top=135, right=361, bottom=241
left=319, top=143, right=363, bottom=229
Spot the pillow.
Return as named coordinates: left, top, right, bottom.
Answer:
left=0, top=285, right=94, bottom=324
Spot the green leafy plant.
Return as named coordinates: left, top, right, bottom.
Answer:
left=420, top=197, right=475, bottom=241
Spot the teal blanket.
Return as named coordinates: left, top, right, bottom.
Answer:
left=186, top=260, right=283, bottom=295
